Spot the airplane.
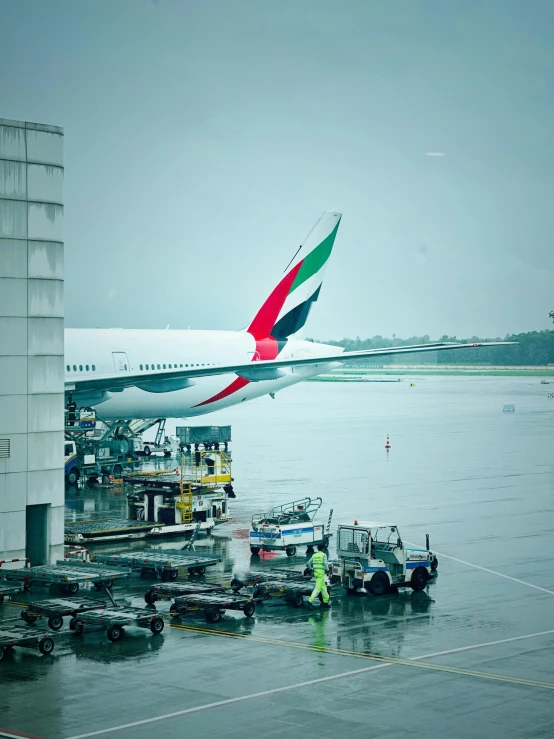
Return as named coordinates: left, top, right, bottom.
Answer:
left=65, top=211, right=512, bottom=420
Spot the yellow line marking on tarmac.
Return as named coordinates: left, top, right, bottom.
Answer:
left=170, top=623, right=554, bottom=690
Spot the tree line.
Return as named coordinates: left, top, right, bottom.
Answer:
left=309, top=329, right=554, bottom=366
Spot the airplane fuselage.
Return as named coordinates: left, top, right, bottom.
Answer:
left=65, top=329, right=341, bottom=420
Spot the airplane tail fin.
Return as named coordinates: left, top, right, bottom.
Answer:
left=247, top=211, right=342, bottom=339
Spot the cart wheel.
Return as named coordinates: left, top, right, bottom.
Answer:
left=61, top=583, right=79, bottom=595
left=39, top=636, right=55, bottom=655
left=410, top=567, right=428, bottom=592
left=243, top=602, right=256, bottom=618
left=169, top=604, right=179, bottom=617
left=69, top=617, right=78, bottom=631
left=161, top=570, right=170, bottom=582
left=292, top=592, right=304, bottom=608
left=250, top=547, right=260, bottom=556
left=144, top=590, right=157, bottom=605
left=48, top=615, right=64, bottom=631
left=21, top=611, right=38, bottom=624
left=206, top=607, right=222, bottom=623
left=107, top=624, right=122, bottom=642
left=74, top=620, right=85, bottom=635
left=367, top=572, right=390, bottom=596
left=169, top=569, right=179, bottom=580
left=150, top=616, right=164, bottom=635
left=285, top=545, right=297, bottom=557
left=431, top=556, right=438, bottom=571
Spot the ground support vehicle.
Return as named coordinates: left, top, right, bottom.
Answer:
left=0, top=582, right=24, bottom=605
left=91, top=550, right=222, bottom=579
left=249, top=498, right=332, bottom=557
left=3, top=560, right=131, bottom=596
left=64, top=438, right=139, bottom=486
left=330, top=522, right=433, bottom=596
left=0, top=624, right=55, bottom=661
left=71, top=607, right=165, bottom=641
left=169, top=593, right=256, bottom=623
left=144, top=582, right=226, bottom=604
left=20, top=597, right=108, bottom=631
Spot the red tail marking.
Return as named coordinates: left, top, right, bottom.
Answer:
left=247, top=262, right=302, bottom=338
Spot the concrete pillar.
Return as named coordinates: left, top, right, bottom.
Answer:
left=0, top=117, right=64, bottom=564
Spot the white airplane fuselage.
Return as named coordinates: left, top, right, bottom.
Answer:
left=65, top=329, right=341, bottom=420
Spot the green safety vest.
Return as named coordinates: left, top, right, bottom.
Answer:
left=312, top=551, right=326, bottom=574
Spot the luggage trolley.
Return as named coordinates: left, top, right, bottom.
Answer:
left=20, top=596, right=108, bottom=631
left=249, top=580, right=315, bottom=608
left=92, top=550, right=222, bottom=580
left=0, top=623, right=55, bottom=662
left=144, top=581, right=226, bottom=605
left=169, top=593, right=256, bottom=623
left=231, top=568, right=308, bottom=590
left=3, top=560, right=131, bottom=596
left=0, top=582, right=24, bottom=605
left=72, top=607, right=165, bottom=642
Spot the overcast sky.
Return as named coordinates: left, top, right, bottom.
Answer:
left=1, top=0, right=553, bottom=339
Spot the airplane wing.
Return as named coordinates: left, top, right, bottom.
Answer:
left=66, top=341, right=515, bottom=394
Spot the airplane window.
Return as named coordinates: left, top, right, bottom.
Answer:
left=180, top=364, right=183, bottom=368
left=66, top=365, right=70, bottom=372
left=85, top=364, right=89, bottom=371
left=73, top=365, right=77, bottom=371
left=92, top=365, right=96, bottom=371
left=185, top=364, right=188, bottom=367
left=157, top=364, right=161, bottom=370
left=163, top=364, right=166, bottom=369
left=140, top=364, right=143, bottom=370
left=168, top=364, right=172, bottom=369
left=79, top=365, right=83, bottom=371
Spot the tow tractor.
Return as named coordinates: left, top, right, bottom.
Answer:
left=330, top=521, right=437, bottom=595
left=249, top=498, right=332, bottom=557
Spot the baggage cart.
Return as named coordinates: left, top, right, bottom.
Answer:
left=249, top=498, right=332, bottom=556
left=169, top=593, right=256, bottom=623
left=20, top=596, right=108, bottom=631
left=144, top=581, right=226, bottom=604
left=0, top=582, right=24, bottom=605
left=91, top=550, right=221, bottom=579
left=250, top=580, right=316, bottom=608
left=0, top=623, right=55, bottom=661
left=3, top=560, right=131, bottom=595
left=231, top=568, right=308, bottom=590
left=72, top=607, right=165, bottom=642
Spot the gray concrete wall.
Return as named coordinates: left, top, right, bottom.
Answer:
left=0, top=117, right=64, bottom=564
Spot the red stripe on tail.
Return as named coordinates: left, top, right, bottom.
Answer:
left=247, top=261, right=302, bottom=338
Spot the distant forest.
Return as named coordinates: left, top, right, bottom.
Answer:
left=309, top=329, right=554, bottom=366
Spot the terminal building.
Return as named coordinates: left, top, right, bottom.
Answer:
left=0, top=117, right=65, bottom=565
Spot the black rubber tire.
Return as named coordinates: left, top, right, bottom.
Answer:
left=144, top=590, right=157, bottom=605
left=67, top=469, right=80, bottom=485
left=0, top=646, right=4, bottom=662
left=206, top=607, right=222, bottom=623
left=39, top=637, right=55, bottom=655
left=69, top=617, right=78, bottom=631
left=285, top=545, right=297, bottom=557
left=230, top=577, right=243, bottom=591
left=161, top=570, right=170, bottom=582
left=292, top=592, right=304, bottom=608
left=250, top=547, right=260, bottom=556
left=0, top=594, right=4, bottom=605
left=164, top=450, right=171, bottom=457
left=150, top=617, right=164, bottom=634
left=66, top=583, right=80, bottom=595
left=21, top=611, right=38, bottom=624
left=169, top=569, right=179, bottom=580
left=143, top=446, right=151, bottom=457
left=367, top=572, right=390, bottom=596
left=431, top=557, right=438, bottom=571
left=74, top=620, right=85, bottom=635
left=48, top=615, right=64, bottom=631
left=107, top=624, right=122, bottom=642
left=243, top=603, right=256, bottom=618
left=410, top=567, right=428, bottom=592
left=112, top=464, right=123, bottom=478
left=169, top=604, right=179, bottom=617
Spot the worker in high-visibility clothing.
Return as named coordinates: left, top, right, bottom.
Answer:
left=307, top=544, right=331, bottom=609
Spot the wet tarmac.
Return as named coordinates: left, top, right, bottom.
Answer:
left=1, top=377, right=553, bottom=738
